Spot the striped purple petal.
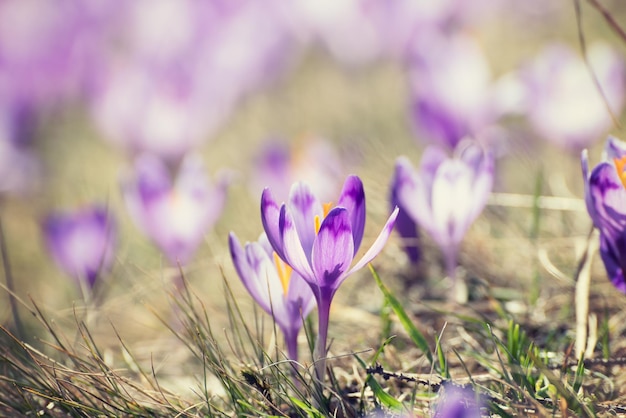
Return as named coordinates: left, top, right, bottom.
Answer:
left=311, top=208, right=354, bottom=292
left=337, top=175, right=366, bottom=252
left=261, top=187, right=285, bottom=260
left=287, top=182, right=322, bottom=261
left=348, top=207, right=399, bottom=276
left=279, top=205, right=316, bottom=283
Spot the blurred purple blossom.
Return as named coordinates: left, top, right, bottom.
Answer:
left=88, top=61, right=230, bottom=164
left=407, top=33, right=498, bottom=149
left=523, top=42, right=624, bottom=150
left=43, top=204, right=116, bottom=289
left=432, top=383, right=483, bottom=418
left=85, top=0, right=298, bottom=162
left=582, top=136, right=626, bottom=293
left=229, top=232, right=316, bottom=362
left=392, top=140, right=493, bottom=293
left=261, top=175, right=398, bottom=380
left=122, top=154, right=228, bottom=266
left=252, top=138, right=344, bottom=203
left=291, top=0, right=493, bottom=67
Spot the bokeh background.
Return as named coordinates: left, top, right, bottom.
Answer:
left=1, top=0, right=625, bottom=398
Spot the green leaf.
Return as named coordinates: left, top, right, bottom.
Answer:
left=370, top=264, right=433, bottom=365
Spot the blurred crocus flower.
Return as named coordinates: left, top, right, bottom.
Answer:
left=392, top=140, right=493, bottom=298
left=229, top=232, right=316, bottom=361
left=523, top=42, right=624, bottom=150
left=582, top=136, right=626, bottom=293
left=252, top=138, right=344, bottom=203
left=432, top=383, right=482, bottom=418
left=89, top=61, right=231, bottom=164
left=407, top=33, right=497, bottom=149
left=261, top=175, right=399, bottom=380
left=122, top=153, right=227, bottom=266
left=43, top=204, right=116, bottom=289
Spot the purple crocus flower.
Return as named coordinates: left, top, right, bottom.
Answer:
left=582, top=136, right=626, bottom=293
left=432, top=383, right=482, bottom=418
left=261, top=175, right=399, bottom=381
left=523, top=42, right=624, bottom=150
left=229, top=232, right=316, bottom=362
left=392, top=140, right=493, bottom=298
left=122, top=153, right=227, bottom=266
left=43, top=205, right=116, bottom=289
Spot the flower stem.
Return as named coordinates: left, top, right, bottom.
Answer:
left=313, top=295, right=331, bottom=384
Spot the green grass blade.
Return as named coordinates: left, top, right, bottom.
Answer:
left=369, top=264, right=433, bottom=366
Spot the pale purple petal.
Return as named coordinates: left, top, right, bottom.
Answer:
left=287, top=181, right=322, bottom=260
left=229, top=232, right=289, bottom=330
left=279, top=206, right=316, bottom=283
left=285, top=270, right=317, bottom=323
left=395, top=156, right=433, bottom=228
left=261, top=188, right=285, bottom=260
left=229, top=232, right=265, bottom=309
left=348, top=207, right=399, bottom=276
left=429, top=159, right=473, bottom=247
left=599, top=232, right=626, bottom=294
left=390, top=159, right=420, bottom=263
left=337, top=175, right=366, bottom=252
left=603, top=135, right=626, bottom=161
left=311, top=208, right=354, bottom=291
left=588, top=162, right=626, bottom=232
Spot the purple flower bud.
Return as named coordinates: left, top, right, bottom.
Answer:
left=43, top=205, right=116, bottom=288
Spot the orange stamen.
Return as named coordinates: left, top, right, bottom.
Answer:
left=273, top=252, right=292, bottom=295
left=314, top=202, right=334, bottom=234
left=614, top=156, right=626, bottom=188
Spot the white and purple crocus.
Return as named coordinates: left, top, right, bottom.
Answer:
left=122, top=153, right=227, bottom=266
left=229, top=232, right=316, bottom=362
left=582, top=136, right=626, bottom=293
left=261, top=175, right=399, bottom=381
left=42, top=204, right=116, bottom=291
left=392, top=139, right=493, bottom=300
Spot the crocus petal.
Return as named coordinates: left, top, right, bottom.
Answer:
left=311, top=207, right=354, bottom=291
left=588, top=162, right=626, bottom=232
left=429, top=159, right=473, bottom=246
left=228, top=232, right=265, bottom=309
left=261, top=187, right=285, bottom=260
left=603, top=135, right=626, bottom=161
left=229, top=232, right=290, bottom=328
left=390, top=160, right=420, bottom=263
left=395, top=156, right=434, bottom=228
left=287, top=181, right=322, bottom=260
left=348, top=207, right=399, bottom=276
left=337, top=175, right=366, bottom=252
left=279, top=206, right=316, bottom=283
left=599, top=232, right=626, bottom=293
